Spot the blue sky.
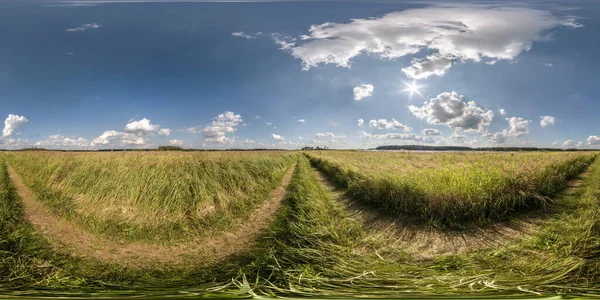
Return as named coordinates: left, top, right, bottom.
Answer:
left=1, top=0, right=599, bottom=149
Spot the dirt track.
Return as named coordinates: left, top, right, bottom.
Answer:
left=8, top=163, right=296, bottom=268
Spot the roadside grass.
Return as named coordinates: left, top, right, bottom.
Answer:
left=307, top=151, right=595, bottom=227
left=4, top=151, right=295, bottom=242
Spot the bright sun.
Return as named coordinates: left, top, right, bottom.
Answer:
left=403, top=80, right=423, bottom=98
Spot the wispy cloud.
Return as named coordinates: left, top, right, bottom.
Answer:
left=66, top=23, right=102, bottom=32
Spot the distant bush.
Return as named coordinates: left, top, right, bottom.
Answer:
left=157, top=146, right=184, bottom=151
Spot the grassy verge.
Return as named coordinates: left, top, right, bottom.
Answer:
left=4, top=151, right=295, bottom=242
left=307, top=151, right=595, bottom=227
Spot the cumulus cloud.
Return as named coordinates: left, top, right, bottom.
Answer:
left=35, top=135, right=89, bottom=149
left=543, top=63, right=553, bottom=67
left=563, top=139, right=575, bottom=147
left=449, top=130, right=467, bottom=143
left=91, top=130, right=146, bottom=146
left=283, top=6, right=580, bottom=78
left=587, top=135, right=600, bottom=145
left=422, top=128, right=441, bottom=136
left=408, top=91, right=493, bottom=132
left=298, top=119, right=306, bottom=123
left=202, top=111, right=243, bottom=144
left=357, top=118, right=364, bottom=127
left=368, top=118, right=412, bottom=132
left=124, top=118, right=160, bottom=134
left=498, top=108, right=506, bottom=116
left=169, top=139, right=184, bottom=146
left=231, top=32, right=256, bottom=39
left=540, top=115, right=556, bottom=127
left=483, top=131, right=508, bottom=144
left=506, top=117, right=531, bottom=137
left=353, top=84, right=374, bottom=100
left=359, top=131, right=434, bottom=143
left=272, top=134, right=285, bottom=141
left=401, top=54, right=453, bottom=79
left=3, top=114, right=29, bottom=138
left=66, top=23, right=102, bottom=32
left=158, top=128, right=171, bottom=136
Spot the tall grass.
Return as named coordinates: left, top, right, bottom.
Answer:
left=307, top=151, right=595, bottom=226
left=4, top=151, right=296, bottom=241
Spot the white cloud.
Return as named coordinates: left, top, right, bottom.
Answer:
left=265, top=122, right=273, bottom=126
left=298, top=136, right=304, bottom=140
left=357, top=118, right=364, bottom=127
left=124, top=118, right=160, bottom=134
left=186, top=127, right=200, bottom=134
left=255, top=116, right=261, bottom=119
left=91, top=130, right=146, bottom=146
left=158, top=128, right=171, bottom=136
left=483, top=131, right=508, bottom=144
left=449, top=130, right=467, bottom=143
left=169, top=139, right=184, bottom=146
left=353, top=84, right=374, bottom=100
left=272, top=134, right=285, bottom=141
left=298, top=119, right=306, bottom=123
left=3, top=114, right=28, bottom=138
left=35, top=135, right=89, bottom=149
left=66, top=23, right=102, bottom=32
left=284, top=6, right=580, bottom=77
left=506, top=117, right=531, bottom=137
left=498, top=108, right=506, bottom=116
left=368, top=118, right=412, bottom=132
left=540, top=115, right=556, bottom=127
left=563, top=139, right=574, bottom=147
left=543, top=63, right=553, bottom=67
left=202, top=111, right=243, bottom=144
left=359, top=131, right=434, bottom=143
left=587, top=135, right=600, bottom=145
left=231, top=32, right=256, bottom=39
left=422, top=128, right=441, bottom=136
left=401, top=54, right=453, bottom=79
left=0, top=138, right=31, bottom=149
left=408, top=91, right=493, bottom=132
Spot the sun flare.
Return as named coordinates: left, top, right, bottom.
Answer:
left=403, top=80, right=423, bottom=98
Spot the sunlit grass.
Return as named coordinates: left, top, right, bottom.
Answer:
left=4, top=151, right=296, bottom=241
left=307, top=151, right=596, bottom=226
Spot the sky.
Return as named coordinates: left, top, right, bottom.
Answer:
left=1, top=0, right=599, bottom=150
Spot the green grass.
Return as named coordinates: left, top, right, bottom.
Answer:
left=4, top=151, right=295, bottom=241
left=307, top=151, right=595, bottom=227
left=0, top=152, right=598, bottom=297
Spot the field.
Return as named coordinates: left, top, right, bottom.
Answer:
left=0, top=150, right=599, bottom=298
left=308, top=151, right=595, bottom=226
left=3, top=151, right=296, bottom=241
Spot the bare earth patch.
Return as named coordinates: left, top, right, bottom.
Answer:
left=312, top=167, right=588, bottom=260
left=8, top=163, right=296, bottom=268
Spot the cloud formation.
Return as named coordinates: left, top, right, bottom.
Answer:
left=353, top=84, right=374, bottom=100
left=35, top=135, right=89, bottom=149
left=3, top=114, right=28, bottom=138
left=540, top=115, right=556, bottom=127
left=283, top=6, right=580, bottom=78
left=66, top=23, right=102, bottom=32
left=271, top=134, right=285, bottom=141
left=231, top=32, right=256, bottom=39
left=506, top=117, right=531, bottom=137
left=125, top=118, right=160, bottom=134
left=202, top=111, right=243, bottom=144
left=408, top=91, right=493, bottom=132
left=368, top=118, right=412, bottom=132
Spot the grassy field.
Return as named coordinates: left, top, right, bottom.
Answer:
left=0, top=151, right=598, bottom=297
left=4, top=151, right=295, bottom=241
left=307, top=151, right=595, bottom=226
